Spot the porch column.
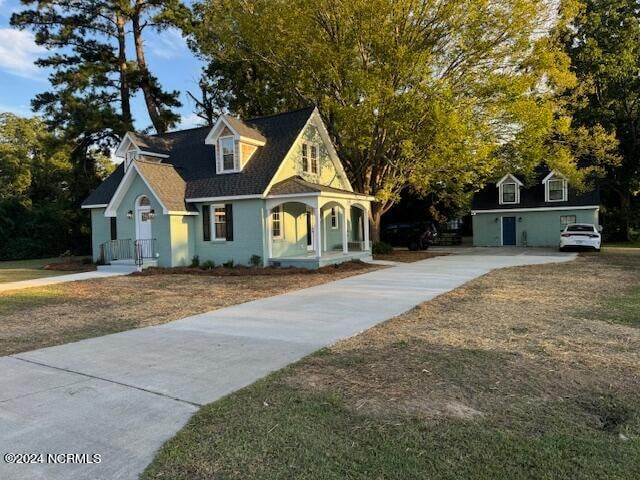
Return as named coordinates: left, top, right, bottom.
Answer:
left=363, top=205, right=370, bottom=251
left=314, top=200, right=322, bottom=259
left=267, top=207, right=273, bottom=260
left=342, top=205, right=348, bottom=253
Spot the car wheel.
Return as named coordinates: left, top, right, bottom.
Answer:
left=559, top=246, right=566, bottom=252
left=595, top=247, right=601, bottom=252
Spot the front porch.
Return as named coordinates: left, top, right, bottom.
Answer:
left=265, top=185, right=374, bottom=269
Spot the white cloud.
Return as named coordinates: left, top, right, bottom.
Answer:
left=176, top=112, right=205, bottom=130
left=0, top=102, right=34, bottom=117
left=0, top=28, right=46, bottom=79
left=148, top=28, right=188, bottom=60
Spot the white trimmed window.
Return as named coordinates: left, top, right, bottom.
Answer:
left=560, top=215, right=576, bottom=225
left=218, top=137, right=236, bottom=172
left=330, top=207, right=338, bottom=229
left=271, top=206, right=282, bottom=239
left=301, top=142, right=319, bottom=174
left=501, top=183, right=517, bottom=204
left=212, top=205, right=227, bottom=240
left=547, top=178, right=567, bottom=202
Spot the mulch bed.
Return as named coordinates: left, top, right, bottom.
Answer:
left=133, top=260, right=374, bottom=277
left=42, top=261, right=96, bottom=272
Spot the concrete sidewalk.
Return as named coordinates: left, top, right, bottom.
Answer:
left=0, top=252, right=575, bottom=480
left=0, top=271, right=127, bottom=293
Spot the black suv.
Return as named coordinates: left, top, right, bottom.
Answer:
left=382, top=222, right=438, bottom=250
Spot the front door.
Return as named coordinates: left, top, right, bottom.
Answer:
left=136, top=205, right=152, bottom=241
left=502, top=216, right=516, bottom=246
left=306, top=209, right=314, bottom=251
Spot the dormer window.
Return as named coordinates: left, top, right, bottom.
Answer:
left=497, top=174, right=522, bottom=205
left=218, top=136, right=236, bottom=172
left=542, top=171, right=568, bottom=202
left=302, top=142, right=319, bottom=174
left=501, top=183, right=517, bottom=204
left=547, top=178, right=566, bottom=202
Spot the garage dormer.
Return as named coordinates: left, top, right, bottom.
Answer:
left=204, top=115, right=267, bottom=174
left=542, top=171, right=568, bottom=202
left=496, top=173, right=523, bottom=205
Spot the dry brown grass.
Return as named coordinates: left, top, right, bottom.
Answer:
left=374, top=249, right=448, bottom=262
left=0, top=262, right=378, bottom=356
left=283, top=251, right=640, bottom=431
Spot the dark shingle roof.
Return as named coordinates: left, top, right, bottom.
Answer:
left=135, top=160, right=194, bottom=212
left=82, top=107, right=315, bottom=207
left=472, top=169, right=600, bottom=210
left=268, top=176, right=355, bottom=196
left=223, top=115, right=267, bottom=144
left=129, top=132, right=174, bottom=154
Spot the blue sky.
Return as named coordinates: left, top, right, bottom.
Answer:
left=0, top=0, right=206, bottom=131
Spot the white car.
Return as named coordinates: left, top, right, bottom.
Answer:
left=559, top=223, right=601, bottom=252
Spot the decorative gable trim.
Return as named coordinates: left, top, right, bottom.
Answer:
left=496, top=173, right=524, bottom=187
left=261, top=107, right=354, bottom=196
left=204, top=116, right=267, bottom=147
left=114, top=132, right=170, bottom=160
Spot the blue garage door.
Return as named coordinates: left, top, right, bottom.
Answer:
left=502, top=216, right=516, bottom=246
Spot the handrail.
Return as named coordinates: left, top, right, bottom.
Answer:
left=100, top=239, right=133, bottom=264
left=134, top=239, right=156, bottom=266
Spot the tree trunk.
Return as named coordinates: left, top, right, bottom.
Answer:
left=116, top=13, right=132, bottom=130
left=132, top=1, right=166, bottom=134
left=369, top=203, right=385, bottom=243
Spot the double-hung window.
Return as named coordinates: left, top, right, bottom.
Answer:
left=301, top=142, right=319, bottom=174
left=330, top=207, right=338, bottom=229
left=271, top=206, right=282, bottom=239
left=547, top=179, right=565, bottom=201
left=501, top=183, right=517, bottom=204
left=212, top=205, right=227, bottom=240
left=560, top=215, right=576, bottom=225
left=219, top=137, right=235, bottom=172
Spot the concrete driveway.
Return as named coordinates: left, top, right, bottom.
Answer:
left=0, top=251, right=575, bottom=480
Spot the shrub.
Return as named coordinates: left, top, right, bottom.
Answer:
left=201, top=260, right=215, bottom=270
left=249, top=254, right=262, bottom=267
left=81, top=257, right=93, bottom=265
left=190, top=255, right=200, bottom=268
left=222, top=259, right=234, bottom=268
left=372, top=241, right=393, bottom=255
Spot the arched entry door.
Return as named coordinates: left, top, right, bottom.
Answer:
left=135, top=195, right=152, bottom=241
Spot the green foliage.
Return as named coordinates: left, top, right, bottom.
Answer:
left=563, top=0, right=640, bottom=240
left=189, top=0, right=616, bottom=236
left=0, top=113, right=85, bottom=259
left=372, top=241, right=393, bottom=255
left=190, top=255, right=200, bottom=268
left=222, top=259, right=234, bottom=268
left=249, top=254, right=262, bottom=268
left=200, top=260, right=215, bottom=270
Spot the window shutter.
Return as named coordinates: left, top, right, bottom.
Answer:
left=202, top=205, right=211, bottom=241
left=225, top=203, right=234, bottom=241
left=110, top=217, right=117, bottom=241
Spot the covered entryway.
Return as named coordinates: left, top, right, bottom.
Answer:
left=265, top=192, right=373, bottom=268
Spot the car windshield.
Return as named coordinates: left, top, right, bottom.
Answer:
left=566, top=225, right=595, bottom=232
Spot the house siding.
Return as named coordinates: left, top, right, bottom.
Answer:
left=472, top=208, right=599, bottom=247
left=90, top=208, right=111, bottom=262
left=115, top=173, right=172, bottom=267
left=271, top=122, right=350, bottom=190
left=193, top=199, right=265, bottom=266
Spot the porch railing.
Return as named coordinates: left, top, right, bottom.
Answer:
left=99, top=238, right=156, bottom=266
left=134, top=239, right=156, bottom=266
left=99, top=239, right=133, bottom=264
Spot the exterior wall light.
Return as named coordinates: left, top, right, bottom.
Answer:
left=127, top=210, right=133, bottom=219
left=149, top=209, right=156, bottom=219
left=494, top=217, right=499, bottom=223
left=518, top=217, right=523, bottom=222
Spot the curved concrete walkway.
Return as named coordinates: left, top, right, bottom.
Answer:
left=0, top=270, right=126, bottom=293
left=0, top=252, right=575, bottom=480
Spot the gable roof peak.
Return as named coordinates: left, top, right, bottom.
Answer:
left=496, top=173, right=524, bottom=187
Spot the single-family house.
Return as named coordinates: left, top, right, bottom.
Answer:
left=471, top=169, right=600, bottom=247
left=82, top=107, right=374, bottom=270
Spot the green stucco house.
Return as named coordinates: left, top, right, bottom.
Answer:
left=471, top=170, right=600, bottom=247
left=82, top=107, right=374, bottom=270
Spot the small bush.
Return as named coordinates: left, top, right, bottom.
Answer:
left=190, top=255, right=200, bottom=268
left=81, top=257, right=93, bottom=265
left=201, top=260, right=215, bottom=270
left=372, top=241, right=393, bottom=255
left=249, top=255, right=262, bottom=267
left=222, top=259, right=234, bottom=268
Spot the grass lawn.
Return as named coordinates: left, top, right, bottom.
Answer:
left=0, top=257, right=91, bottom=283
left=0, top=262, right=377, bottom=356
left=143, top=250, right=640, bottom=480
left=604, top=241, right=640, bottom=249
left=374, top=249, right=448, bottom=262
